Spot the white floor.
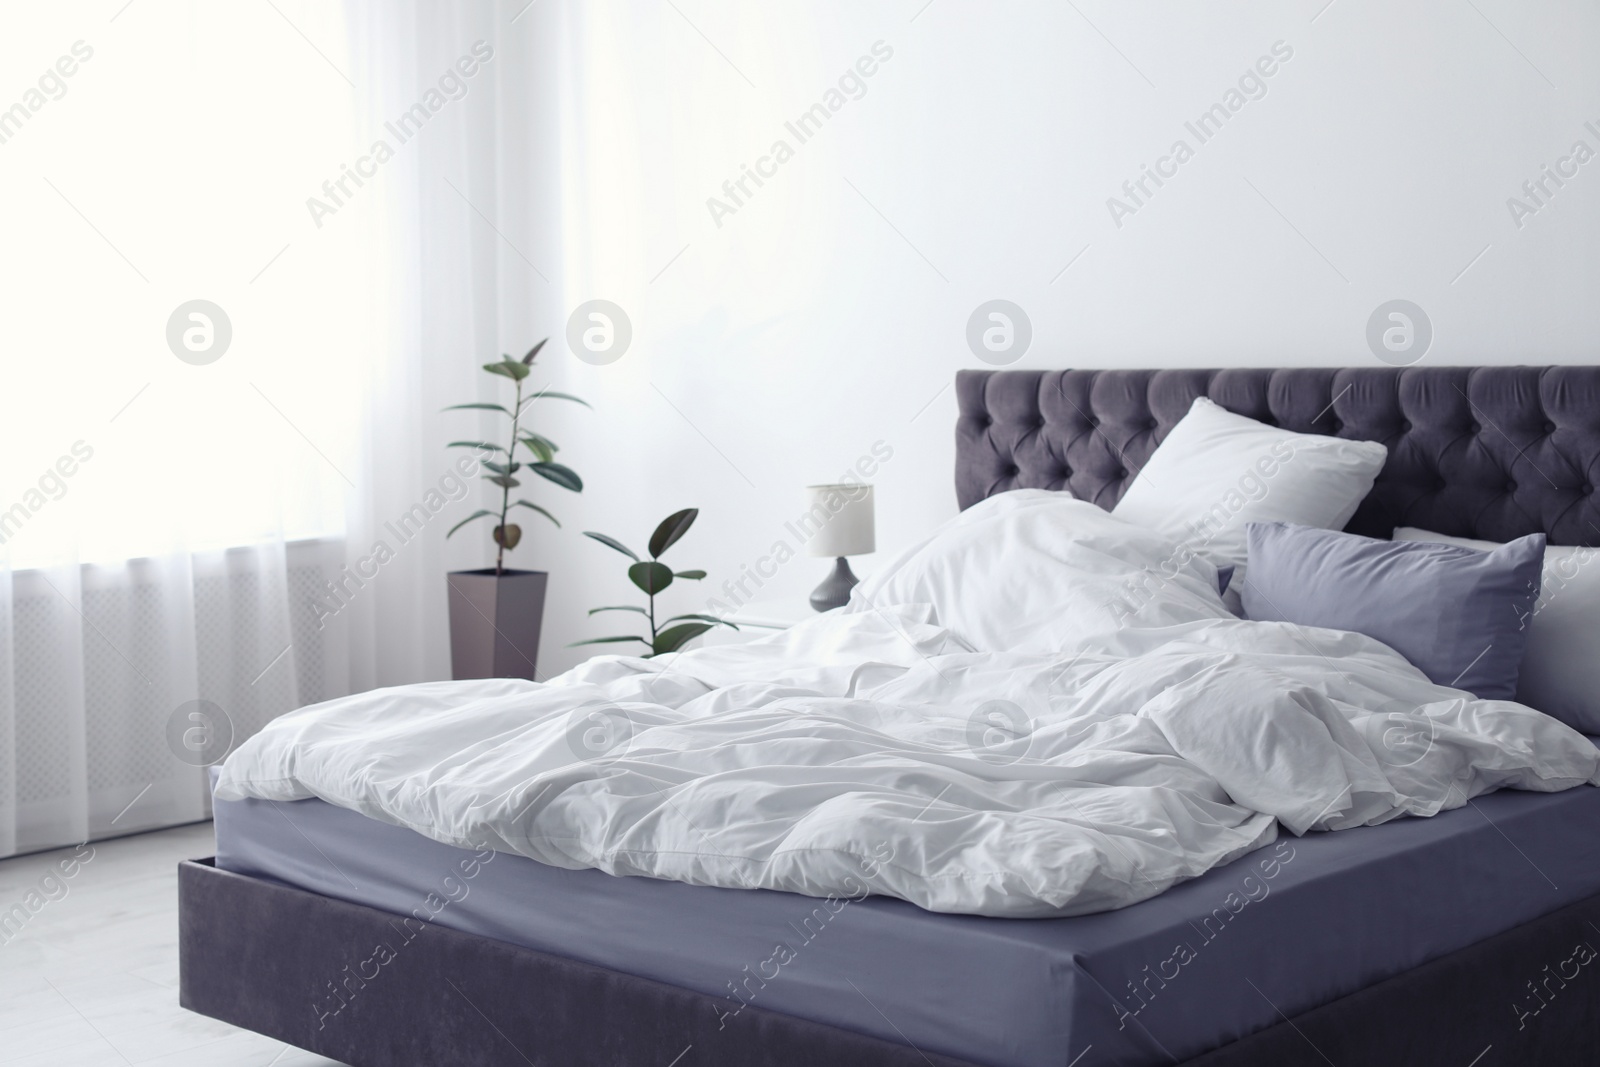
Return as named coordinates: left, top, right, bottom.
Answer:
left=0, top=823, right=345, bottom=1066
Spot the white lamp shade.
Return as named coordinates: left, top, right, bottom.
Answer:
left=804, top=484, right=875, bottom=557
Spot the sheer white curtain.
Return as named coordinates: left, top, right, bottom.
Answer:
left=334, top=0, right=566, bottom=695
left=0, top=0, right=555, bottom=857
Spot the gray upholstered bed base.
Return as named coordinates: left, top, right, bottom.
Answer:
left=180, top=858, right=1600, bottom=1066
left=179, top=366, right=1600, bottom=1064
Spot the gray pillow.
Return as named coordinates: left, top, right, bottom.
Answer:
left=1241, top=522, right=1545, bottom=700
left=1394, top=527, right=1600, bottom=732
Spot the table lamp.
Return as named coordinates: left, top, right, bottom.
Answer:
left=805, top=483, right=874, bottom=611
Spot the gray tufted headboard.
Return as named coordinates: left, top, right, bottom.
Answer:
left=954, top=367, right=1600, bottom=547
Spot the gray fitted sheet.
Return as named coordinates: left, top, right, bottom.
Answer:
left=213, top=765, right=1600, bottom=1067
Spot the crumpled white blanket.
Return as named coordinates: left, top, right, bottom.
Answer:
left=216, top=491, right=1600, bottom=916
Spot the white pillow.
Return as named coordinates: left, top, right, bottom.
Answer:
left=1395, top=526, right=1600, bottom=732
left=1113, top=397, right=1388, bottom=583
left=846, top=489, right=1228, bottom=653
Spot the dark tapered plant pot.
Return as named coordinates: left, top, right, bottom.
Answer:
left=446, top=568, right=547, bottom=681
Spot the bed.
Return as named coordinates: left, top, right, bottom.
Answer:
left=180, top=365, right=1600, bottom=1066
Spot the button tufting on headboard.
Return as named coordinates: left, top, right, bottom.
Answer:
left=954, top=367, right=1600, bottom=546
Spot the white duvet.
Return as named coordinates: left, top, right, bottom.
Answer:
left=216, top=491, right=1600, bottom=917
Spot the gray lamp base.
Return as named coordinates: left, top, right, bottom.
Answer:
left=809, top=557, right=859, bottom=612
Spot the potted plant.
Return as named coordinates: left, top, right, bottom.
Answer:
left=443, top=339, right=586, bottom=679
left=573, top=508, right=737, bottom=656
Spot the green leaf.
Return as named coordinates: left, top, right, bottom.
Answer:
left=663, top=613, right=736, bottom=629
left=519, top=435, right=554, bottom=463
left=529, top=462, right=582, bottom=492
left=628, top=561, right=674, bottom=595
left=521, top=431, right=559, bottom=453
left=523, top=388, right=592, bottom=410
left=511, top=500, right=559, bottom=527
left=485, top=474, right=521, bottom=489
left=648, top=508, right=698, bottom=558
left=484, top=359, right=531, bottom=381
left=568, top=635, right=652, bottom=648
left=588, top=605, right=649, bottom=617
left=482, top=459, right=521, bottom=476
left=446, top=440, right=506, bottom=453
left=652, top=622, right=714, bottom=655
left=446, top=510, right=496, bottom=538
left=584, top=532, right=638, bottom=561
left=521, top=338, right=549, bottom=365
left=442, top=403, right=515, bottom=417
left=672, top=569, right=707, bottom=580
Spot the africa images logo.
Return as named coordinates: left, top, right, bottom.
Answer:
left=1365, top=300, right=1432, bottom=367
left=1105, top=41, right=1294, bottom=229
left=165, top=700, right=233, bottom=767
left=705, top=41, right=894, bottom=228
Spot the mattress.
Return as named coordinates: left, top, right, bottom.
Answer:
left=213, top=767, right=1600, bottom=1067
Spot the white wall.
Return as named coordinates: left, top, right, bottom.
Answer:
left=512, top=0, right=1600, bottom=676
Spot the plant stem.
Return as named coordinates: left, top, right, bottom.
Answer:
left=497, top=378, right=523, bottom=576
